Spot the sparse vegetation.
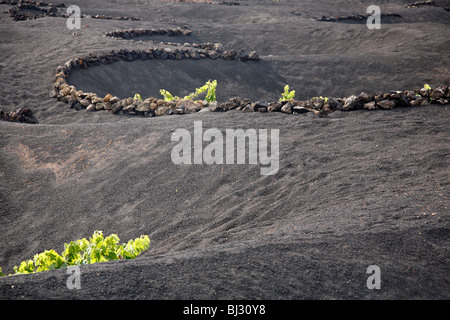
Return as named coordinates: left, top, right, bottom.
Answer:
left=0, top=231, right=150, bottom=276
left=159, top=80, right=218, bottom=102
left=160, top=89, right=178, bottom=102
left=185, top=80, right=217, bottom=102
left=279, top=85, right=295, bottom=101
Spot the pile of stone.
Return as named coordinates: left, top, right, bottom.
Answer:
left=316, top=13, right=401, bottom=22
left=0, top=107, right=38, bottom=124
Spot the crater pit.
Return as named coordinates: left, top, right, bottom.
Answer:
left=68, top=56, right=286, bottom=102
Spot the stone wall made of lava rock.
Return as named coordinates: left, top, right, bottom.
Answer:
left=103, top=27, right=229, bottom=54
left=4, top=0, right=240, bottom=22
left=4, top=0, right=142, bottom=21
left=171, top=0, right=240, bottom=5
left=50, top=46, right=260, bottom=116
left=103, top=27, right=193, bottom=40
left=404, top=1, right=450, bottom=11
left=405, top=1, right=436, bottom=8
left=50, top=45, right=448, bottom=118
left=316, top=13, right=401, bottom=22
left=103, top=27, right=231, bottom=54
left=215, top=87, right=449, bottom=117
left=6, top=0, right=66, bottom=21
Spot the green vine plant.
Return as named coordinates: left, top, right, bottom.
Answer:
left=159, top=80, right=218, bottom=103
left=279, top=85, right=295, bottom=101
left=0, top=231, right=150, bottom=276
left=423, top=84, right=434, bottom=101
left=185, top=80, right=217, bottom=102
left=160, top=89, right=178, bottom=102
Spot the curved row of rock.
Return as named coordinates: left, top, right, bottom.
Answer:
left=50, top=46, right=260, bottom=116
left=50, top=45, right=449, bottom=119
left=5, top=0, right=66, bottom=21
left=264, top=87, right=449, bottom=117
left=103, top=28, right=236, bottom=56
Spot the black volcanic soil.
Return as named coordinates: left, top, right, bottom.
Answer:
left=0, top=0, right=449, bottom=300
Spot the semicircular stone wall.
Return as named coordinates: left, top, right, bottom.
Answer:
left=49, top=28, right=449, bottom=118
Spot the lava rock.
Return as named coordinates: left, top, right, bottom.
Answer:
left=281, top=102, right=294, bottom=114
left=377, top=100, right=396, bottom=110
left=207, top=101, right=222, bottom=112
left=241, top=105, right=254, bottom=113
left=358, top=92, right=373, bottom=103
left=237, top=50, right=249, bottom=61
left=174, top=105, right=186, bottom=114
left=363, top=101, right=377, bottom=110
left=268, top=101, right=283, bottom=112
left=222, top=97, right=242, bottom=111
left=343, top=95, right=361, bottom=111
left=253, top=101, right=268, bottom=112
left=79, top=99, right=90, bottom=107
left=176, top=99, right=203, bottom=113
left=155, top=106, right=170, bottom=116
left=223, top=50, right=237, bottom=60
left=207, top=51, right=218, bottom=60
left=248, top=51, right=259, bottom=61
left=136, top=102, right=152, bottom=113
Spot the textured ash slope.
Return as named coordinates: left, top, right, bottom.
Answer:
left=0, top=0, right=449, bottom=300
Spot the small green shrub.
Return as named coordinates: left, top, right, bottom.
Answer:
left=134, top=93, right=143, bottom=101
left=185, top=80, right=217, bottom=102
left=1, top=231, right=150, bottom=276
left=279, top=85, right=295, bottom=101
left=421, top=84, right=433, bottom=101
left=159, top=80, right=218, bottom=102
left=159, top=89, right=178, bottom=102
